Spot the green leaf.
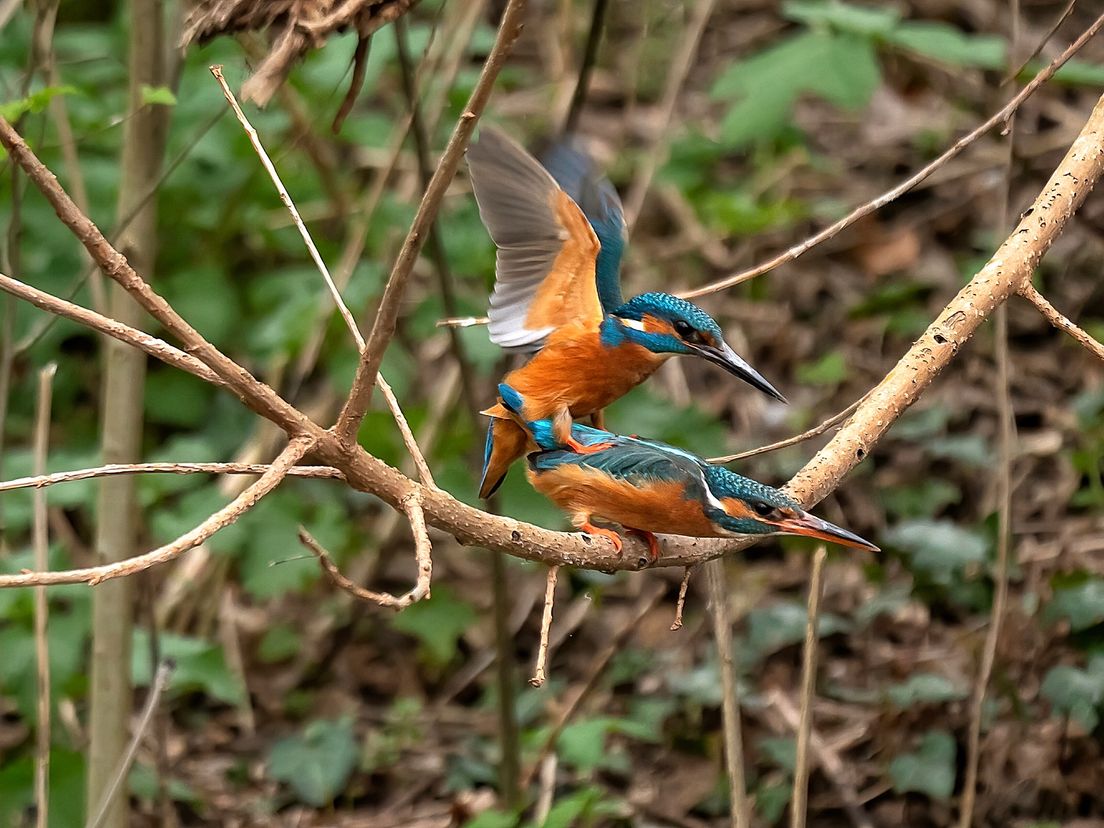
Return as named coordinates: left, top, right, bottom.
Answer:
left=557, top=719, right=613, bottom=772
left=885, top=22, right=1005, bottom=70
left=795, top=350, right=847, bottom=386
left=884, top=520, right=988, bottom=585
left=1046, top=59, right=1104, bottom=88
left=538, top=786, right=606, bottom=828
left=713, top=31, right=879, bottom=148
left=258, top=624, right=302, bottom=663
left=1046, top=577, right=1104, bottom=632
left=744, top=601, right=850, bottom=662
left=759, top=736, right=797, bottom=772
left=132, top=629, right=245, bottom=705
left=391, top=586, right=476, bottom=667
left=0, top=85, right=79, bottom=121
left=464, top=810, right=519, bottom=828
left=141, top=84, right=178, bottom=106
left=885, top=673, right=967, bottom=708
left=888, top=730, right=956, bottom=800
left=782, top=0, right=900, bottom=36
left=268, top=717, right=358, bottom=806
left=1040, top=658, right=1104, bottom=731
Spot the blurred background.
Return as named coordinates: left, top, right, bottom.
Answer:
left=2, top=0, right=1104, bottom=825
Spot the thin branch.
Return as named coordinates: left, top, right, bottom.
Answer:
left=623, top=0, right=718, bottom=228
left=705, top=559, right=749, bottom=828
left=375, top=374, right=436, bottom=487
left=1019, top=282, right=1104, bottom=361
left=530, top=566, right=559, bottom=687
left=0, top=436, right=313, bottom=588
left=332, top=34, right=371, bottom=135
left=0, top=270, right=226, bottom=387
left=708, top=397, right=864, bottom=464
left=680, top=11, right=1104, bottom=300
left=563, top=0, right=609, bottom=135
left=334, top=0, right=527, bottom=443
left=670, top=566, right=693, bottom=631
left=791, top=547, right=827, bottom=828
left=299, top=490, right=433, bottom=610
left=0, top=116, right=311, bottom=435
left=211, top=64, right=364, bottom=352
left=0, top=462, right=344, bottom=494
left=84, top=660, right=175, bottom=828
left=33, top=363, right=56, bottom=828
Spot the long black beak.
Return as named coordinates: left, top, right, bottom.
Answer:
left=693, top=341, right=788, bottom=404
left=775, top=511, right=880, bottom=552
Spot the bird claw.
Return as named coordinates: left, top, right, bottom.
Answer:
left=566, top=436, right=615, bottom=455
left=580, top=521, right=623, bottom=553
left=625, top=528, right=661, bottom=566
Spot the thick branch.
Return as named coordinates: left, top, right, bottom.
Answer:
left=0, top=436, right=313, bottom=587
left=334, top=0, right=526, bottom=442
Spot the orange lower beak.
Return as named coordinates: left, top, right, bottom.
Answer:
left=775, top=512, right=879, bottom=552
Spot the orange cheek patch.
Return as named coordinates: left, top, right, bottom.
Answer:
left=641, top=314, right=676, bottom=336
left=720, top=497, right=758, bottom=521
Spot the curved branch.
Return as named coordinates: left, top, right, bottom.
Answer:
left=1020, top=282, right=1104, bottom=362
left=0, top=436, right=314, bottom=588
left=679, top=12, right=1104, bottom=300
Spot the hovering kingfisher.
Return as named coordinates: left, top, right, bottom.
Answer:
left=498, top=383, right=878, bottom=562
left=468, top=128, right=786, bottom=499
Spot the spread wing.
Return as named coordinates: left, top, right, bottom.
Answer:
left=540, top=137, right=626, bottom=312
left=467, top=127, right=603, bottom=353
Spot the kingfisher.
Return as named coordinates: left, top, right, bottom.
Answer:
left=498, top=383, right=879, bottom=562
left=468, top=127, right=786, bottom=499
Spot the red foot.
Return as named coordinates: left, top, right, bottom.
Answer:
left=626, top=528, right=661, bottom=564
left=566, top=436, right=615, bottom=455
left=580, top=521, right=623, bottom=553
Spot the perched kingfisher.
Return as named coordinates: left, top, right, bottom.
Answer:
left=498, top=383, right=879, bottom=562
left=468, top=128, right=786, bottom=499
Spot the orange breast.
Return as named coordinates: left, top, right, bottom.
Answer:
left=529, top=463, right=724, bottom=538
left=500, top=326, right=666, bottom=421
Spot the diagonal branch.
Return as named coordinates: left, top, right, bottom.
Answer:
left=0, top=462, right=344, bottom=494
left=0, top=270, right=225, bottom=387
left=679, top=12, right=1104, bottom=300
left=0, top=435, right=314, bottom=588
left=334, top=0, right=527, bottom=443
left=1019, top=282, right=1104, bottom=362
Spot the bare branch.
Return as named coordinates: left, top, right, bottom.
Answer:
left=334, top=0, right=527, bottom=443
left=670, top=566, right=693, bottom=631
left=708, top=396, right=864, bottom=464
left=0, top=436, right=314, bottom=588
left=0, top=462, right=344, bottom=494
left=530, top=566, right=559, bottom=687
left=374, top=374, right=436, bottom=487
left=680, top=12, right=1104, bottom=300
left=0, top=270, right=225, bottom=387
left=1020, top=282, right=1104, bottom=361
left=623, top=0, right=718, bottom=228
left=299, top=492, right=433, bottom=610
left=0, top=116, right=311, bottom=435
left=33, top=363, right=56, bottom=828
left=791, top=547, right=827, bottom=828
left=211, top=64, right=365, bottom=353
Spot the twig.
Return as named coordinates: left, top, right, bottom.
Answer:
left=211, top=64, right=364, bottom=352
left=334, top=0, right=527, bottom=443
left=33, top=364, right=56, bottom=828
left=708, top=397, right=864, bottom=464
left=670, top=566, right=693, bottom=631
left=299, top=491, right=433, bottom=610
left=332, top=34, right=371, bottom=135
left=563, top=0, right=609, bottom=135
left=84, top=660, right=175, bottom=828
left=0, top=436, right=313, bottom=588
left=680, top=11, right=1104, bottom=300
left=1003, top=0, right=1075, bottom=84
left=1019, top=282, right=1104, bottom=361
left=530, top=566, right=559, bottom=687
left=0, top=271, right=226, bottom=387
left=705, top=559, right=749, bottom=828
left=375, top=374, right=436, bottom=487
left=623, top=0, right=718, bottom=228
left=791, top=547, right=827, bottom=828
left=0, top=462, right=344, bottom=494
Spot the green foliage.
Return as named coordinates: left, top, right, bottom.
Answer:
left=795, top=350, right=847, bottom=387
left=1046, top=576, right=1104, bottom=633
left=132, top=629, right=245, bottom=705
left=268, top=716, right=359, bottom=806
left=888, top=730, right=956, bottom=800
left=391, top=586, right=477, bottom=667
left=0, top=85, right=79, bottom=122
left=1040, top=656, right=1104, bottom=731
left=140, top=84, right=178, bottom=106
left=744, top=600, right=850, bottom=663
left=884, top=519, right=988, bottom=586
left=885, top=673, right=967, bottom=707
left=0, top=748, right=85, bottom=828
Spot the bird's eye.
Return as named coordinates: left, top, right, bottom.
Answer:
left=751, top=501, right=775, bottom=518
left=673, top=320, right=693, bottom=337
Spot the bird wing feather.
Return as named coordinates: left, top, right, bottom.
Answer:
left=467, top=127, right=604, bottom=353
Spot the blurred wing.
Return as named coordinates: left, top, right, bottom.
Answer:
left=540, top=137, right=626, bottom=312
left=468, top=128, right=603, bottom=353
